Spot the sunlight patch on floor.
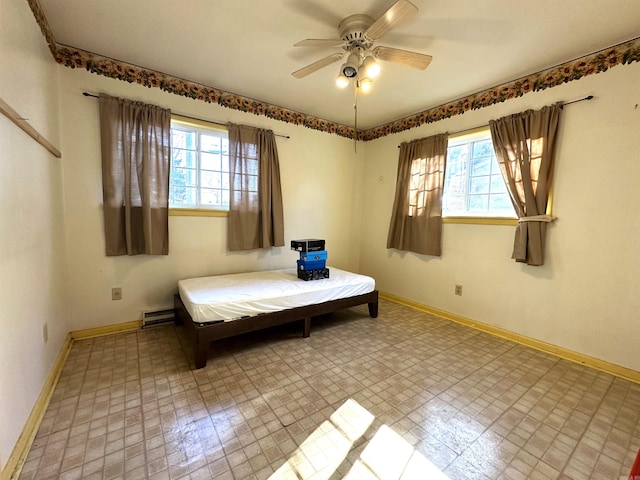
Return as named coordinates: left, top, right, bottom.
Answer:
left=270, top=399, right=450, bottom=480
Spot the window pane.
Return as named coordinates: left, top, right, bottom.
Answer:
left=409, top=189, right=418, bottom=209
left=221, top=155, right=229, bottom=173
left=470, top=156, right=491, bottom=177
left=489, top=194, right=513, bottom=212
left=490, top=174, right=508, bottom=193
left=233, top=174, right=257, bottom=192
left=472, top=140, right=493, bottom=158
left=172, top=130, right=196, bottom=150
left=171, top=167, right=197, bottom=187
left=201, top=188, right=222, bottom=206
left=244, top=144, right=257, bottom=159
left=468, top=194, right=488, bottom=211
left=201, top=152, right=221, bottom=171
left=247, top=159, right=259, bottom=176
left=469, top=176, right=490, bottom=194
left=445, top=172, right=466, bottom=197
left=171, top=149, right=196, bottom=168
left=447, top=144, right=465, bottom=162
left=169, top=186, right=196, bottom=207
left=248, top=174, right=258, bottom=192
left=443, top=193, right=465, bottom=213
left=201, top=170, right=221, bottom=189
left=201, top=134, right=222, bottom=153
left=444, top=144, right=468, bottom=203
left=447, top=145, right=467, bottom=173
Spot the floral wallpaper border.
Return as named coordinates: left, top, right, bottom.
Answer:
left=364, top=38, right=640, bottom=141
left=27, top=0, right=640, bottom=141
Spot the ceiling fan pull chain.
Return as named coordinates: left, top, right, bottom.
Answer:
left=353, top=86, right=359, bottom=152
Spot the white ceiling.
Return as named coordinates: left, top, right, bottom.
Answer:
left=39, top=0, right=640, bottom=130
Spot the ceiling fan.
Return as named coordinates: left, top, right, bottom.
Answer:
left=291, top=0, right=432, bottom=91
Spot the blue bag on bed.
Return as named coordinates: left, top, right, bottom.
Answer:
left=299, top=250, right=328, bottom=262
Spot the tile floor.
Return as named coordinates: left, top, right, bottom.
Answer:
left=18, top=299, right=640, bottom=479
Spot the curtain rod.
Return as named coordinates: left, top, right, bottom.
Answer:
left=397, top=95, right=594, bottom=147
left=82, top=92, right=291, bottom=139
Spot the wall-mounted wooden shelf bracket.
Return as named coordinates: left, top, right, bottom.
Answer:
left=0, top=96, right=61, bottom=158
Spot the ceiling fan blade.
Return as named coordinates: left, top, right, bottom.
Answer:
left=292, top=53, right=344, bottom=78
left=294, top=38, right=346, bottom=47
left=373, top=46, right=432, bottom=70
left=365, top=0, right=419, bottom=40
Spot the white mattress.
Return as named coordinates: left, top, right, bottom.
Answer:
left=178, top=267, right=375, bottom=324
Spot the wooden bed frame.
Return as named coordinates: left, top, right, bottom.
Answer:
left=174, top=290, right=379, bottom=369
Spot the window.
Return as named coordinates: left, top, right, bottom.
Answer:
left=443, top=129, right=515, bottom=218
left=169, top=118, right=229, bottom=211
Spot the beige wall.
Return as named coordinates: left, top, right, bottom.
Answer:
left=57, top=68, right=364, bottom=331
left=359, top=61, right=640, bottom=372
left=0, top=0, right=68, bottom=470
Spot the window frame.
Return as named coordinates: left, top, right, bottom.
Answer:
left=169, top=115, right=229, bottom=217
left=443, top=127, right=518, bottom=225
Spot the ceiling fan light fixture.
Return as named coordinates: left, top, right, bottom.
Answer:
left=342, top=64, right=358, bottom=78
left=290, top=0, right=431, bottom=101
left=362, top=55, right=380, bottom=78
left=341, top=53, right=360, bottom=78
left=336, top=73, right=350, bottom=88
left=358, top=77, right=373, bottom=92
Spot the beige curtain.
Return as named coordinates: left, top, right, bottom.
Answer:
left=227, top=123, right=284, bottom=251
left=489, top=104, right=561, bottom=266
left=387, top=133, right=448, bottom=256
left=99, top=94, right=171, bottom=256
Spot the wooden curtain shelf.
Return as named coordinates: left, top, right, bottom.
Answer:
left=0, top=96, right=61, bottom=158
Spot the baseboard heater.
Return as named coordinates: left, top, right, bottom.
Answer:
left=142, top=307, right=175, bottom=327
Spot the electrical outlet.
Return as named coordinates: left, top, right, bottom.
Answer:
left=112, top=287, right=122, bottom=301
left=43, top=323, right=48, bottom=343
left=455, top=284, right=463, bottom=296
